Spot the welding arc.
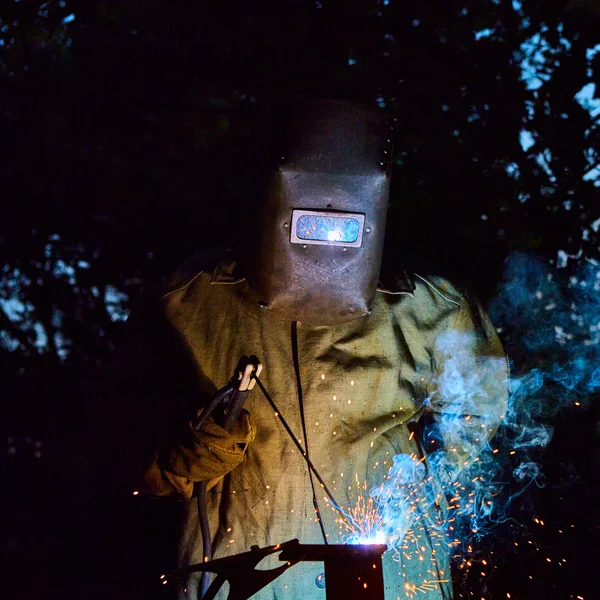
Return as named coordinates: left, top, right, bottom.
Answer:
left=250, top=374, right=359, bottom=533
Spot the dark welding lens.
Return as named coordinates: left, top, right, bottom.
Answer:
left=290, top=210, right=365, bottom=247
left=296, top=215, right=360, bottom=243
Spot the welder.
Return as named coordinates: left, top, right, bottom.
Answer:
left=135, top=99, right=508, bottom=599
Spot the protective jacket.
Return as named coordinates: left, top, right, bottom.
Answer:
left=140, top=249, right=508, bottom=600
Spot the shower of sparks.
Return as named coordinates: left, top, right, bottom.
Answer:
left=337, top=477, right=386, bottom=544
left=339, top=455, right=450, bottom=552
left=333, top=465, right=494, bottom=596
left=332, top=461, right=591, bottom=599
left=328, top=435, right=539, bottom=597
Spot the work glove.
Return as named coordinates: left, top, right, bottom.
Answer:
left=142, top=360, right=261, bottom=498
left=169, top=409, right=256, bottom=480
left=166, top=409, right=256, bottom=496
left=142, top=410, right=256, bottom=498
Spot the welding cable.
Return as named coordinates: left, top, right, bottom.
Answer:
left=195, top=362, right=259, bottom=600
left=250, top=373, right=358, bottom=533
left=194, top=384, right=250, bottom=599
left=192, top=385, right=235, bottom=599
left=291, top=321, right=328, bottom=545
left=197, top=480, right=211, bottom=598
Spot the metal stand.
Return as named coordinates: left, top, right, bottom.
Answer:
left=279, top=542, right=387, bottom=600
left=169, top=539, right=387, bottom=600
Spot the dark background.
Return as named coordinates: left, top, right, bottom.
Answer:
left=1, top=1, right=599, bottom=599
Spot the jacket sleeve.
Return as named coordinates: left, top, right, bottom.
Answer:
left=427, top=295, right=509, bottom=476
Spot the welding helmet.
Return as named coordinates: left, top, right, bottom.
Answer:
left=245, top=99, right=394, bottom=325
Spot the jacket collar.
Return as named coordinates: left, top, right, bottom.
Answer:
left=210, top=252, right=416, bottom=295
left=210, top=255, right=245, bottom=284
left=377, top=269, right=416, bottom=295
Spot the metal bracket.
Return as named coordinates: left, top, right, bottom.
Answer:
left=169, top=539, right=388, bottom=600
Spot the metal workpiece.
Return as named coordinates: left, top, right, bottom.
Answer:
left=279, top=542, right=388, bottom=600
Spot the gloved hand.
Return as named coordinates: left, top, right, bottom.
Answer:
left=143, top=409, right=256, bottom=498
left=168, top=409, right=256, bottom=480
left=142, top=360, right=262, bottom=499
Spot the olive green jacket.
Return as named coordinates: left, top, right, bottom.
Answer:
left=141, top=251, right=508, bottom=600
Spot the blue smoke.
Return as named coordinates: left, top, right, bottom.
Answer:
left=346, top=253, right=600, bottom=570
left=424, top=329, right=509, bottom=540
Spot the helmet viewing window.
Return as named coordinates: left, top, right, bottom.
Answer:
left=290, top=210, right=365, bottom=248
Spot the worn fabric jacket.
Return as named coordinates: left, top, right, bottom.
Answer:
left=140, top=250, right=508, bottom=600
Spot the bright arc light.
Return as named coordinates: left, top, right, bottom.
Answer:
left=327, top=229, right=342, bottom=241
left=355, top=530, right=387, bottom=545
